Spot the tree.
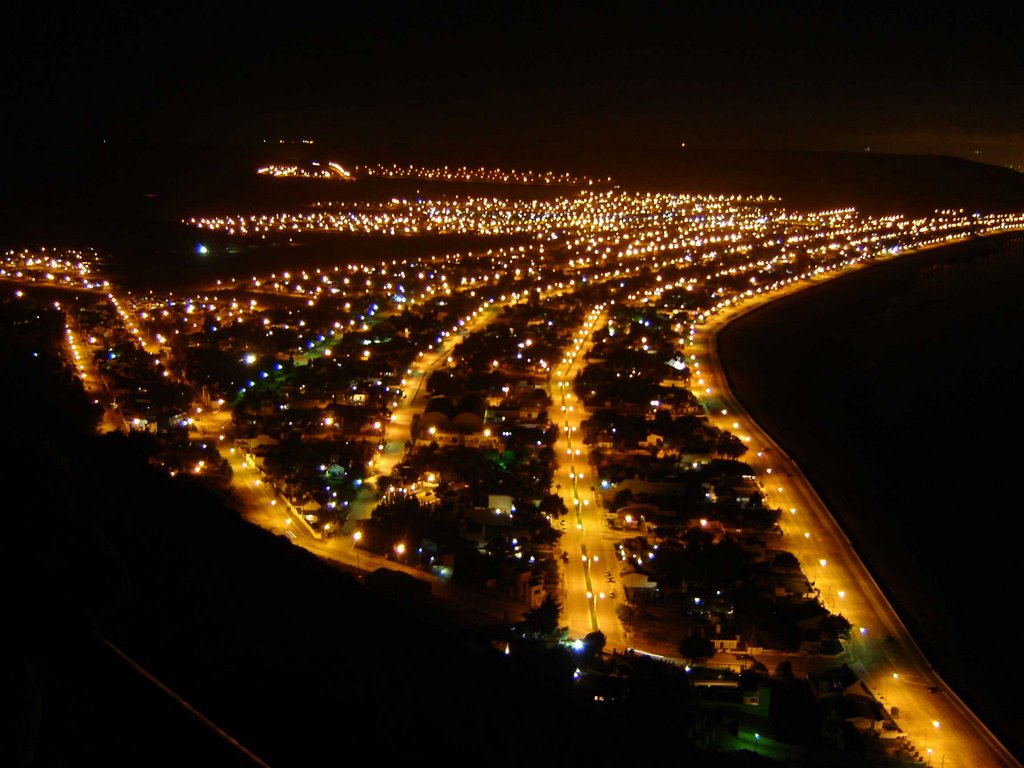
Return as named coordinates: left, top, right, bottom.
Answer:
left=713, top=431, right=748, bottom=460
left=616, top=603, right=639, bottom=623
left=611, top=488, right=634, bottom=512
left=583, top=630, right=607, bottom=656
left=531, top=526, right=562, bottom=547
left=678, top=634, right=715, bottom=663
left=521, top=594, right=561, bottom=640
left=776, top=659, right=794, bottom=680
left=772, top=550, right=800, bottom=570
left=538, top=493, right=568, bottom=518
left=820, top=613, right=853, bottom=641
left=653, top=408, right=674, bottom=432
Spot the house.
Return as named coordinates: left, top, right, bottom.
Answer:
left=641, top=432, right=664, bottom=449
left=416, top=394, right=496, bottom=446
left=511, top=569, right=546, bottom=607
left=616, top=503, right=657, bottom=529
left=620, top=570, right=657, bottom=590
left=488, top=494, right=515, bottom=516
left=460, top=505, right=513, bottom=547
left=808, top=664, right=860, bottom=700
left=836, top=694, right=887, bottom=733
left=710, top=634, right=741, bottom=652
left=239, top=433, right=279, bottom=454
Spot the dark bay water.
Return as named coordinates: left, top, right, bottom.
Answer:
left=717, top=232, right=1024, bottom=760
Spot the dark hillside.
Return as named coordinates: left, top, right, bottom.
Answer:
left=6, top=141, right=1024, bottom=255
left=0, top=298, right=600, bottom=767
left=604, top=147, right=1024, bottom=216
left=0, top=296, right=732, bottom=767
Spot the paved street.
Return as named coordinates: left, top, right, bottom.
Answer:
left=691, top=278, right=1021, bottom=768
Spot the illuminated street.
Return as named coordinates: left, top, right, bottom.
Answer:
left=691, top=283, right=1021, bottom=768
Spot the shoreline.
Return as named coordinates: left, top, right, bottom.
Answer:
left=691, top=232, right=1024, bottom=768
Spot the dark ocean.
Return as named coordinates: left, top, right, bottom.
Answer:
left=717, top=232, right=1024, bottom=761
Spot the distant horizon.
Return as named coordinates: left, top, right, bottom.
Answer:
left=6, top=143, right=1024, bottom=259
left=8, top=4, right=1022, bottom=172
left=11, top=133, right=1024, bottom=171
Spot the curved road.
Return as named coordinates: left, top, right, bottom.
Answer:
left=691, top=270, right=1021, bottom=768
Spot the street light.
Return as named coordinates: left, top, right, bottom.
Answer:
left=887, top=672, right=899, bottom=704
left=353, top=530, right=362, bottom=570
left=925, top=720, right=940, bottom=760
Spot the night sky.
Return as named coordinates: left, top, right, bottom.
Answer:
left=6, top=2, right=1023, bottom=169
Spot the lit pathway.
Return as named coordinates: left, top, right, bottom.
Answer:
left=549, top=304, right=629, bottom=649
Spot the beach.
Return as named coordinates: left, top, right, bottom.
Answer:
left=716, top=232, right=1024, bottom=761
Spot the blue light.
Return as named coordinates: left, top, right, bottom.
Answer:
left=196, top=244, right=208, bottom=255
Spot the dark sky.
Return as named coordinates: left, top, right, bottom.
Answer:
left=5, top=1, right=1023, bottom=169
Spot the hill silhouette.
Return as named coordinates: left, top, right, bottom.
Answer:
left=599, top=147, right=1024, bottom=216
left=6, top=140, right=1024, bottom=254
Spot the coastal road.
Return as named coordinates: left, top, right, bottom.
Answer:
left=690, top=280, right=1022, bottom=768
